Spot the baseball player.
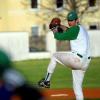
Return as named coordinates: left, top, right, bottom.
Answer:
left=38, top=11, right=91, bottom=100
left=0, top=49, right=44, bottom=100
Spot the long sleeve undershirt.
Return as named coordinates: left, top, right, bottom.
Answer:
left=54, top=25, right=80, bottom=40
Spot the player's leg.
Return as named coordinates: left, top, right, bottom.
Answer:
left=38, top=52, right=82, bottom=88
left=44, top=51, right=81, bottom=83
left=39, top=52, right=72, bottom=85
left=72, top=57, right=91, bottom=100
left=52, top=52, right=82, bottom=69
left=38, top=53, right=58, bottom=88
left=72, top=70, right=85, bottom=100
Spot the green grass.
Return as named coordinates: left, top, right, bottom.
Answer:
left=13, top=57, right=100, bottom=89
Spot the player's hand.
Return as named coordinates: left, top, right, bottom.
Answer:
left=51, top=26, right=58, bottom=34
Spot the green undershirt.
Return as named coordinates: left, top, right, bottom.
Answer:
left=54, top=25, right=80, bottom=40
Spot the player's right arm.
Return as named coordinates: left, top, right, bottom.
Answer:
left=54, top=25, right=79, bottom=40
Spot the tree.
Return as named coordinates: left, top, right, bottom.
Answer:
left=65, top=0, right=88, bottom=16
left=21, top=0, right=100, bottom=21
left=42, top=0, right=99, bottom=20
left=40, top=0, right=89, bottom=19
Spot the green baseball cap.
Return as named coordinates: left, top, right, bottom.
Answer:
left=67, top=11, right=78, bottom=21
left=0, top=49, right=12, bottom=78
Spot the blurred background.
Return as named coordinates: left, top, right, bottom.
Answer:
left=0, top=0, right=100, bottom=89
left=0, top=0, right=100, bottom=61
left=0, top=0, right=100, bottom=99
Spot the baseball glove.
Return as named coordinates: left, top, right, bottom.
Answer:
left=49, top=17, right=63, bottom=32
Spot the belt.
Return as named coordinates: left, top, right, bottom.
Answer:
left=77, top=53, right=91, bottom=59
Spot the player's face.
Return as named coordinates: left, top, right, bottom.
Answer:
left=68, top=20, right=77, bottom=27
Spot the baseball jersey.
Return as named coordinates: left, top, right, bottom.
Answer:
left=54, top=25, right=90, bottom=57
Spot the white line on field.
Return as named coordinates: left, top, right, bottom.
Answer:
left=51, top=94, right=68, bottom=97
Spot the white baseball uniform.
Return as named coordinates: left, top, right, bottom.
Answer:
left=45, top=25, right=91, bottom=100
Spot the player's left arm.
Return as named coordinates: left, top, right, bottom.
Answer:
left=54, top=25, right=80, bottom=40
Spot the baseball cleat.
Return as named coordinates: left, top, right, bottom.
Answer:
left=38, top=78, right=50, bottom=88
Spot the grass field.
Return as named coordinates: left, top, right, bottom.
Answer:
left=13, top=57, right=100, bottom=89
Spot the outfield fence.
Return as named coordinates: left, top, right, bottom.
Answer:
left=0, top=30, right=100, bottom=61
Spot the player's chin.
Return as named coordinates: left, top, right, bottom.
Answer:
left=68, top=23, right=75, bottom=27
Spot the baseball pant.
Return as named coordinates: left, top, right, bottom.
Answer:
left=47, top=51, right=91, bottom=100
